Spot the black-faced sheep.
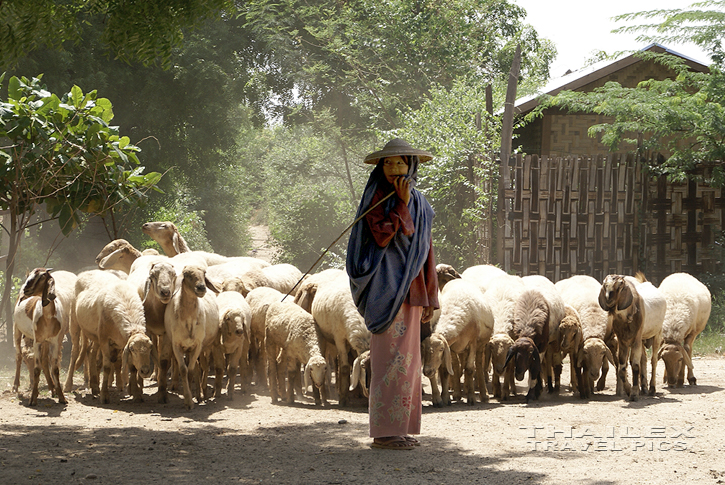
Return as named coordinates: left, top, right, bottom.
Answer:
left=13, top=268, right=76, bottom=406
left=505, top=288, right=550, bottom=402
left=435, top=263, right=462, bottom=290
left=657, top=273, right=711, bottom=387
left=265, top=300, right=329, bottom=406
left=422, top=278, right=494, bottom=407
left=523, top=275, right=565, bottom=393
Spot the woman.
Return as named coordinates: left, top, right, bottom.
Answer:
left=347, top=138, right=439, bottom=450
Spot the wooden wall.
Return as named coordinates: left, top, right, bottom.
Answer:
left=499, top=154, right=723, bottom=284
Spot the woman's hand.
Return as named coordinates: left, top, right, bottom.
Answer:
left=393, top=176, right=411, bottom=205
left=421, top=306, right=435, bottom=323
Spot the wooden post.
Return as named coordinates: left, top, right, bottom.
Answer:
left=498, top=45, right=521, bottom=269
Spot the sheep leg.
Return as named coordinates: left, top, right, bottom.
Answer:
left=648, top=335, right=660, bottom=395
left=175, top=344, right=198, bottom=410
left=211, top=346, right=225, bottom=399
left=156, top=338, right=171, bottom=403
left=450, top=353, right=462, bottom=401
left=12, top=327, right=24, bottom=393
left=491, top=369, right=502, bottom=400
left=100, top=346, right=114, bottom=404
left=628, top=340, right=642, bottom=401
left=475, top=346, right=488, bottom=403
left=464, top=346, right=476, bottom=405
left=128, top=364, right=143, bottom=403
left=226, top=347, right=243, bottom=400
left=616, top=343, right=631, bottom=398
left=252, top=338, right=268, bottom=390
left=49, top=340, right=66, bottom=404
left=427, top=372, right=442, bottom=407
left=440, top=366, right=451, bottom=406
left=266, top=342, right=280, bottom=404
left=684, top=334, right=697, bottom=385
left=553, top=351, right=562, bottom=392
left=337, top=348, right=352, bottom=407
left=285, top=361, right=297, bottom=404
left=597, top=358, right=608, bottom=392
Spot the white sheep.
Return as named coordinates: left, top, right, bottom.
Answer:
left=207, top=260, right=273, bottom=291
left=294, top=268, right=370, bottom=406
left=422, top=278, right=494, bottom=406
left=12, top=268, right=76, bottom=405
left=70, top=270, right=155, bottom=404
left=461, top=264, right=507, bottom=294
left=265, top=300, right=329, bottom=406
left=625, top=276, right=666, bottom=396
left=215, top=290, right=252, bottom=399
left=142, top=221, right=191, bottom=256
left=162, top=265, right=221, bottom=409
left=244, top=286, right=285, bottom=389
left=95, top=239, right=143, bottom=274
left=481, top=273, right=526, bottom=400
left=349, top=350, right=371, bottom=397
left=523, top=274, right=566, bottom=393
left=657, top=273, right=711, bottom=387
left=555, top=275, right=617, bottom=399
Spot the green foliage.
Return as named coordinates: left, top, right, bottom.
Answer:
left=530, top=2, right=725, bottom=185
left=0, top=0, right=236, bottom=68
left=0, top=74, right=161, bottom=235
left=390, top=79, right=501, bottom=268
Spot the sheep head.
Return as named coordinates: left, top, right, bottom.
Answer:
left=294, top=281, right=318, bottom=313
left=221, top=308, right=247, bottom=343
left=657, top=342, right=693, bottom=387
left=142, top=221, right=189, bottom=256
left=145, top=262, right=176, bottom=304
left=488, top=334, right=515, bottom=374
left=96, top=239, right=141, bottom=273
left=577, top=338, right=615, bottom=382
left=435, top=264, right=461, bottom=289
left=21, top=268, right=55, bottom=306
left=505, top=337, right=541, bottom=382
left=559, top=307, right=582, bottom=353
left=422, top=333, right=453, bottom=378
left=349, top=350, right=371, bottom=397
left=122, top=332, right=155, bottom=379
left=180, top=265, right=219, bottom=298
left=304, top=355, right=328, bottom=390
left=222, top=276, right=251, bottom=296
left=599, top=274, right=634, bottom=312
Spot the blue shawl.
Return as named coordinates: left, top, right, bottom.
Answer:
left=346, top=158, right=435, bottom=334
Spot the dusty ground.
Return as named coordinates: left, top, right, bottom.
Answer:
left=1, top=354, right=724, bottom=485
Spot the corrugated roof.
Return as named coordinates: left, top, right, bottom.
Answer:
left=514, top=43, right=710, bottom=115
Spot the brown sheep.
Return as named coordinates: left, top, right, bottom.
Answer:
left=557, top=304, right=584, bottom=393
left=598, top=274, right=646, bottom=401
left=504, top=288, right=550, bottom=402
left=142, top=221, right=191, bottom=256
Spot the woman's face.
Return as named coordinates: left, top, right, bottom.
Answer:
left=382, top=156, right=409, bottom=184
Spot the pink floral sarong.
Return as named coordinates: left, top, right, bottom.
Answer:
left=369, top=303, right=422, bottom=438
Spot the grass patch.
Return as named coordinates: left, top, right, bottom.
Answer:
left=693, top=328, right=725, bottom=357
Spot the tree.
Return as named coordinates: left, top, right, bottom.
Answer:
left=0, top=0, right=235, bottom=68
left=530, top=1, right=725, bottom=184
left=0, top=74, right=161, bottom=333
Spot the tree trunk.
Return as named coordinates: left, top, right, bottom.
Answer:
left=0, top=208, right=19, bottom=351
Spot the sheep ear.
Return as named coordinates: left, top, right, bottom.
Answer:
left=350, top=356, right=361, bottom=392
left=99, top=248, right=123, bottom=269
left=304, top=363, right=312, bottom=393
left=150, top=342, right=159, bottom=368
left=142, top=278, right=152, bottom=304
left=531, top=350, right=541, bottom=378
left=617, top=285, right=634, bottom=311
left=443, top=338, right=454, bottom=376
left=205, top=277, right=221, bottom=294
left=172, top=232, right=181, bottom=254
left=41, top=274, right=56, bottom=307
left=504, top=346, right=515, bottom=369
left=576, top=350, right=584, bottom=369
left=597, top=286, right=609, bottom=311
left=678, top=343, right=694, bottom=371
left=122, top=344, right=130, bottom=376
left=604, top=345, right=616, bottom=367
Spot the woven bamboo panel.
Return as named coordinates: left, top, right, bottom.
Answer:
left=501, top=154, right=644, bottom=282
left=500, top=154, right=723, bottom=283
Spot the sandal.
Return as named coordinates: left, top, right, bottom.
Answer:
left=404, top=436, right=421, bottom=446
left=370, top=436, right=415, bottom=450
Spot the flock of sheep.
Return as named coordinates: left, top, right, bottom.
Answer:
left=11, top=221, right=713, bottom=411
